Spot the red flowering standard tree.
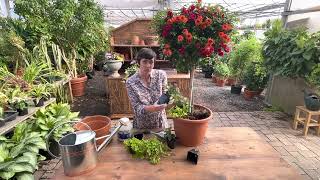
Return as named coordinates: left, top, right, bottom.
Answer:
left=153, top=1, right=236, bottom=146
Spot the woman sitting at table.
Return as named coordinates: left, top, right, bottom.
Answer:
left=126, top=48, right=168, bottom=132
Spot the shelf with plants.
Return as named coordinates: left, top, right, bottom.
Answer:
left=0, top=98, right=56, bottom=135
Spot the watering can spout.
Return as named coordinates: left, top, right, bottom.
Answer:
left=96, top=117, right=130, bottom=152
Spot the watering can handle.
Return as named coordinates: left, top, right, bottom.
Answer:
left=46, top=120, right=92, bottom=159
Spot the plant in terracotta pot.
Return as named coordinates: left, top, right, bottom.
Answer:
left=243, top=62, right=268, bottom=100
left=153, top=0, right=236, bottom=146
left=229, top=37, right=262, bottom=94
left=214, top=62, right=230, bottom=87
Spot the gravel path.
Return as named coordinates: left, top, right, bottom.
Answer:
left=193, top=72, right=267, bottom=112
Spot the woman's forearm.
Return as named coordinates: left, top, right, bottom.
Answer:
left=144, top=104, right=167, bottom=113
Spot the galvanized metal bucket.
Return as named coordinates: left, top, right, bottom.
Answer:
left=47, top=120, right=124, bottom=177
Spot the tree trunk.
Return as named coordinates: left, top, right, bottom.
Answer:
left=189, top=67, right=195, bottom=113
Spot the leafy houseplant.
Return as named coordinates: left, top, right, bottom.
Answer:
left=30, top=84, right=50, bottom=107
left=214, top=62, right=230, bottom=87
left=0, top=122, right=46, bottom=180
left=243, top=62, right=269, bottom=100
left=304, top=64, right=320, bottom=111
left=164, top=128, right=176, bottom=149
left=6, top=88, right=29, bottom=116
left=153, top=0, right=235, bottom=146
left=124, top=64, right=139, bottom=80
left=123, top=138, right=169, bottom=164
left=263, top=20, right=320, bottom=78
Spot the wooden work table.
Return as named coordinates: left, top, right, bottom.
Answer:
left=105, top=73, right=191, bottom=119
left=53, top=127, right=301, bottom=180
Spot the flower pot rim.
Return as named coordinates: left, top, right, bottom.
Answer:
left=78, top=115, right=111, bottom=131
left=174, top=104, right=212, bottom=123
left=244, top=88, right=259, bottom=92
left=71, top=75, right=88, bottom=82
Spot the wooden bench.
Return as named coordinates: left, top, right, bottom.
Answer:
left=293, top=106, right=320, bottom=136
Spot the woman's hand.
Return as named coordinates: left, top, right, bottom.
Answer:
left=144, top=104, right=167, bottom=113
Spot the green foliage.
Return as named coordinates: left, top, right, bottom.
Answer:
left=243, top=62, right=269, bottom=91
left=123, top=138, right=169, bottom=164
left=5, top=88, right=28, bottom=110
left=229, top=37, right=262, bottom=83
left=0, top=122, right=45, bottom=180
left=168, top=103, right=190, bottom=118
left=214, top=62, right=230, bottom=79
left=167, top=85, right=190, bottom=118
left=124, top=64, right=139, bottom=80
left=306, top=64, right=320, bottom=94
left=263, top=20, right=320, bottom=78
left=30, top=84, right=50, bottom=104
left=32, top=103, right=78, bottom=141
left=164, top=127, right=176, bottom=142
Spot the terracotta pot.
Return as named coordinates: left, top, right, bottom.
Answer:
left=226, top=78, right=235, bottom=86
left=173, top=104, right=212, bottom=147
left=216, top=77, right=226, bottom=87
left=212, top=75, right=217, bottom=83
left=139, top=40, right=145, bottom=45
left=244, top=88, right=258, bottom=100
left=75, top=115, right=111, bottom=145
left=132, top=35, right=140, bottom=45
left=70, top=75, right=88, bottom=97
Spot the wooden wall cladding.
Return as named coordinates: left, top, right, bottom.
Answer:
left=105, top=74, right=190, bottom=119
left=112, top=18, right=155, bottom=45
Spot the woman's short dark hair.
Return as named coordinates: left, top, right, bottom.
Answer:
left=136, top=48, right=156, bottom=64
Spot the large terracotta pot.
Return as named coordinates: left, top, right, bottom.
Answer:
left=75, top=115, right=111, bottom=145
left=173, top=104, right=212, bottom=147
left=244, top=88, right=258, bottom=100
left=70, top=75, right=87, bottom=97
left=216, top=77, right=226, bottom=87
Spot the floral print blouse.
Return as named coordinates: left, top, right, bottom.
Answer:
left=126, top=69, right=168, bottom=129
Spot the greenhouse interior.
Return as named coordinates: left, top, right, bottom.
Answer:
left=0, top=0, right=320, bottom=179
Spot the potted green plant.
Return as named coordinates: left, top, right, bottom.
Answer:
left=5, top=88, right=29, bottom=116
left=154, top=1, right=236, bottom=146
left=243, top=62, right=269, bottom=100
left=229, top=37, right=262, bottom=94
left=200, top=57, right=214, bottom=78
left=0, top=92, right=18, bottom=122
left=214, top=62, right=230, bottom=87
left=304, top=64, right=320, bottom=111
left=30, top=84, right=51, bottom=107
left=164, top=127, right=176, bottom=149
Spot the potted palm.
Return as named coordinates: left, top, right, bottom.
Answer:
left=243, top=62, right=269, bottom=100
left=153, top=1, right=236, bottom=146
left=214, top=62, right=230, bottom=87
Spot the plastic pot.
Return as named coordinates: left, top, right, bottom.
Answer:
left=33, top=97, right=45, bottom=107
left=231, top=85, right=243, bottom=95
left=3, top=111, right=18, bottom=122
left=17, top=108, right=28, bottom=116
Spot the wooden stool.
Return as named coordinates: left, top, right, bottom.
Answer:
left=293, top=106, right=320, bottom=136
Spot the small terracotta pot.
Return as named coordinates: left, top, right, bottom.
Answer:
left=212, top=75, right=217, bottom=83
left=139, top=40, right=145, bottom=45
left=244, top=88, right=258, bottom=100
left=226, top=78, right=235, bottom=86
left=70, top=75, right=88, bottom=97
left=173, top=104, right=212, bottom=147
left=216, top=77, right=226, bottom=87
left=132, top=35, right=140, bottom=45
left=75, top=115, right=111, bottom=145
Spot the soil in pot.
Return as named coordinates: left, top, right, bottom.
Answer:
left=231, top=85, right=243, bottom=95
left=17, top=108, right=28, bottom=116
left=3, top=111, right=18, bottom=122
left=0, top=120, right=5, bottom=127
left=173, top=104, right=212, bottom=147
left=33, top=97, right=45, bottom=107
left=75, top=115, right=111, bottom=145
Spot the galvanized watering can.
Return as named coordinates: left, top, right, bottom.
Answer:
left=46, top=119, right=128, bottom=177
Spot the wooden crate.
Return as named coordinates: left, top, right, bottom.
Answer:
left=105, top=73, right=190, bottom=119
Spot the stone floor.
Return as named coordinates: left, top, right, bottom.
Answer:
left=36, top=111, right=320, bottom=180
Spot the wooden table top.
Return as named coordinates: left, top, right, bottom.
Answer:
left=53, top=127, right=301, bottom=180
